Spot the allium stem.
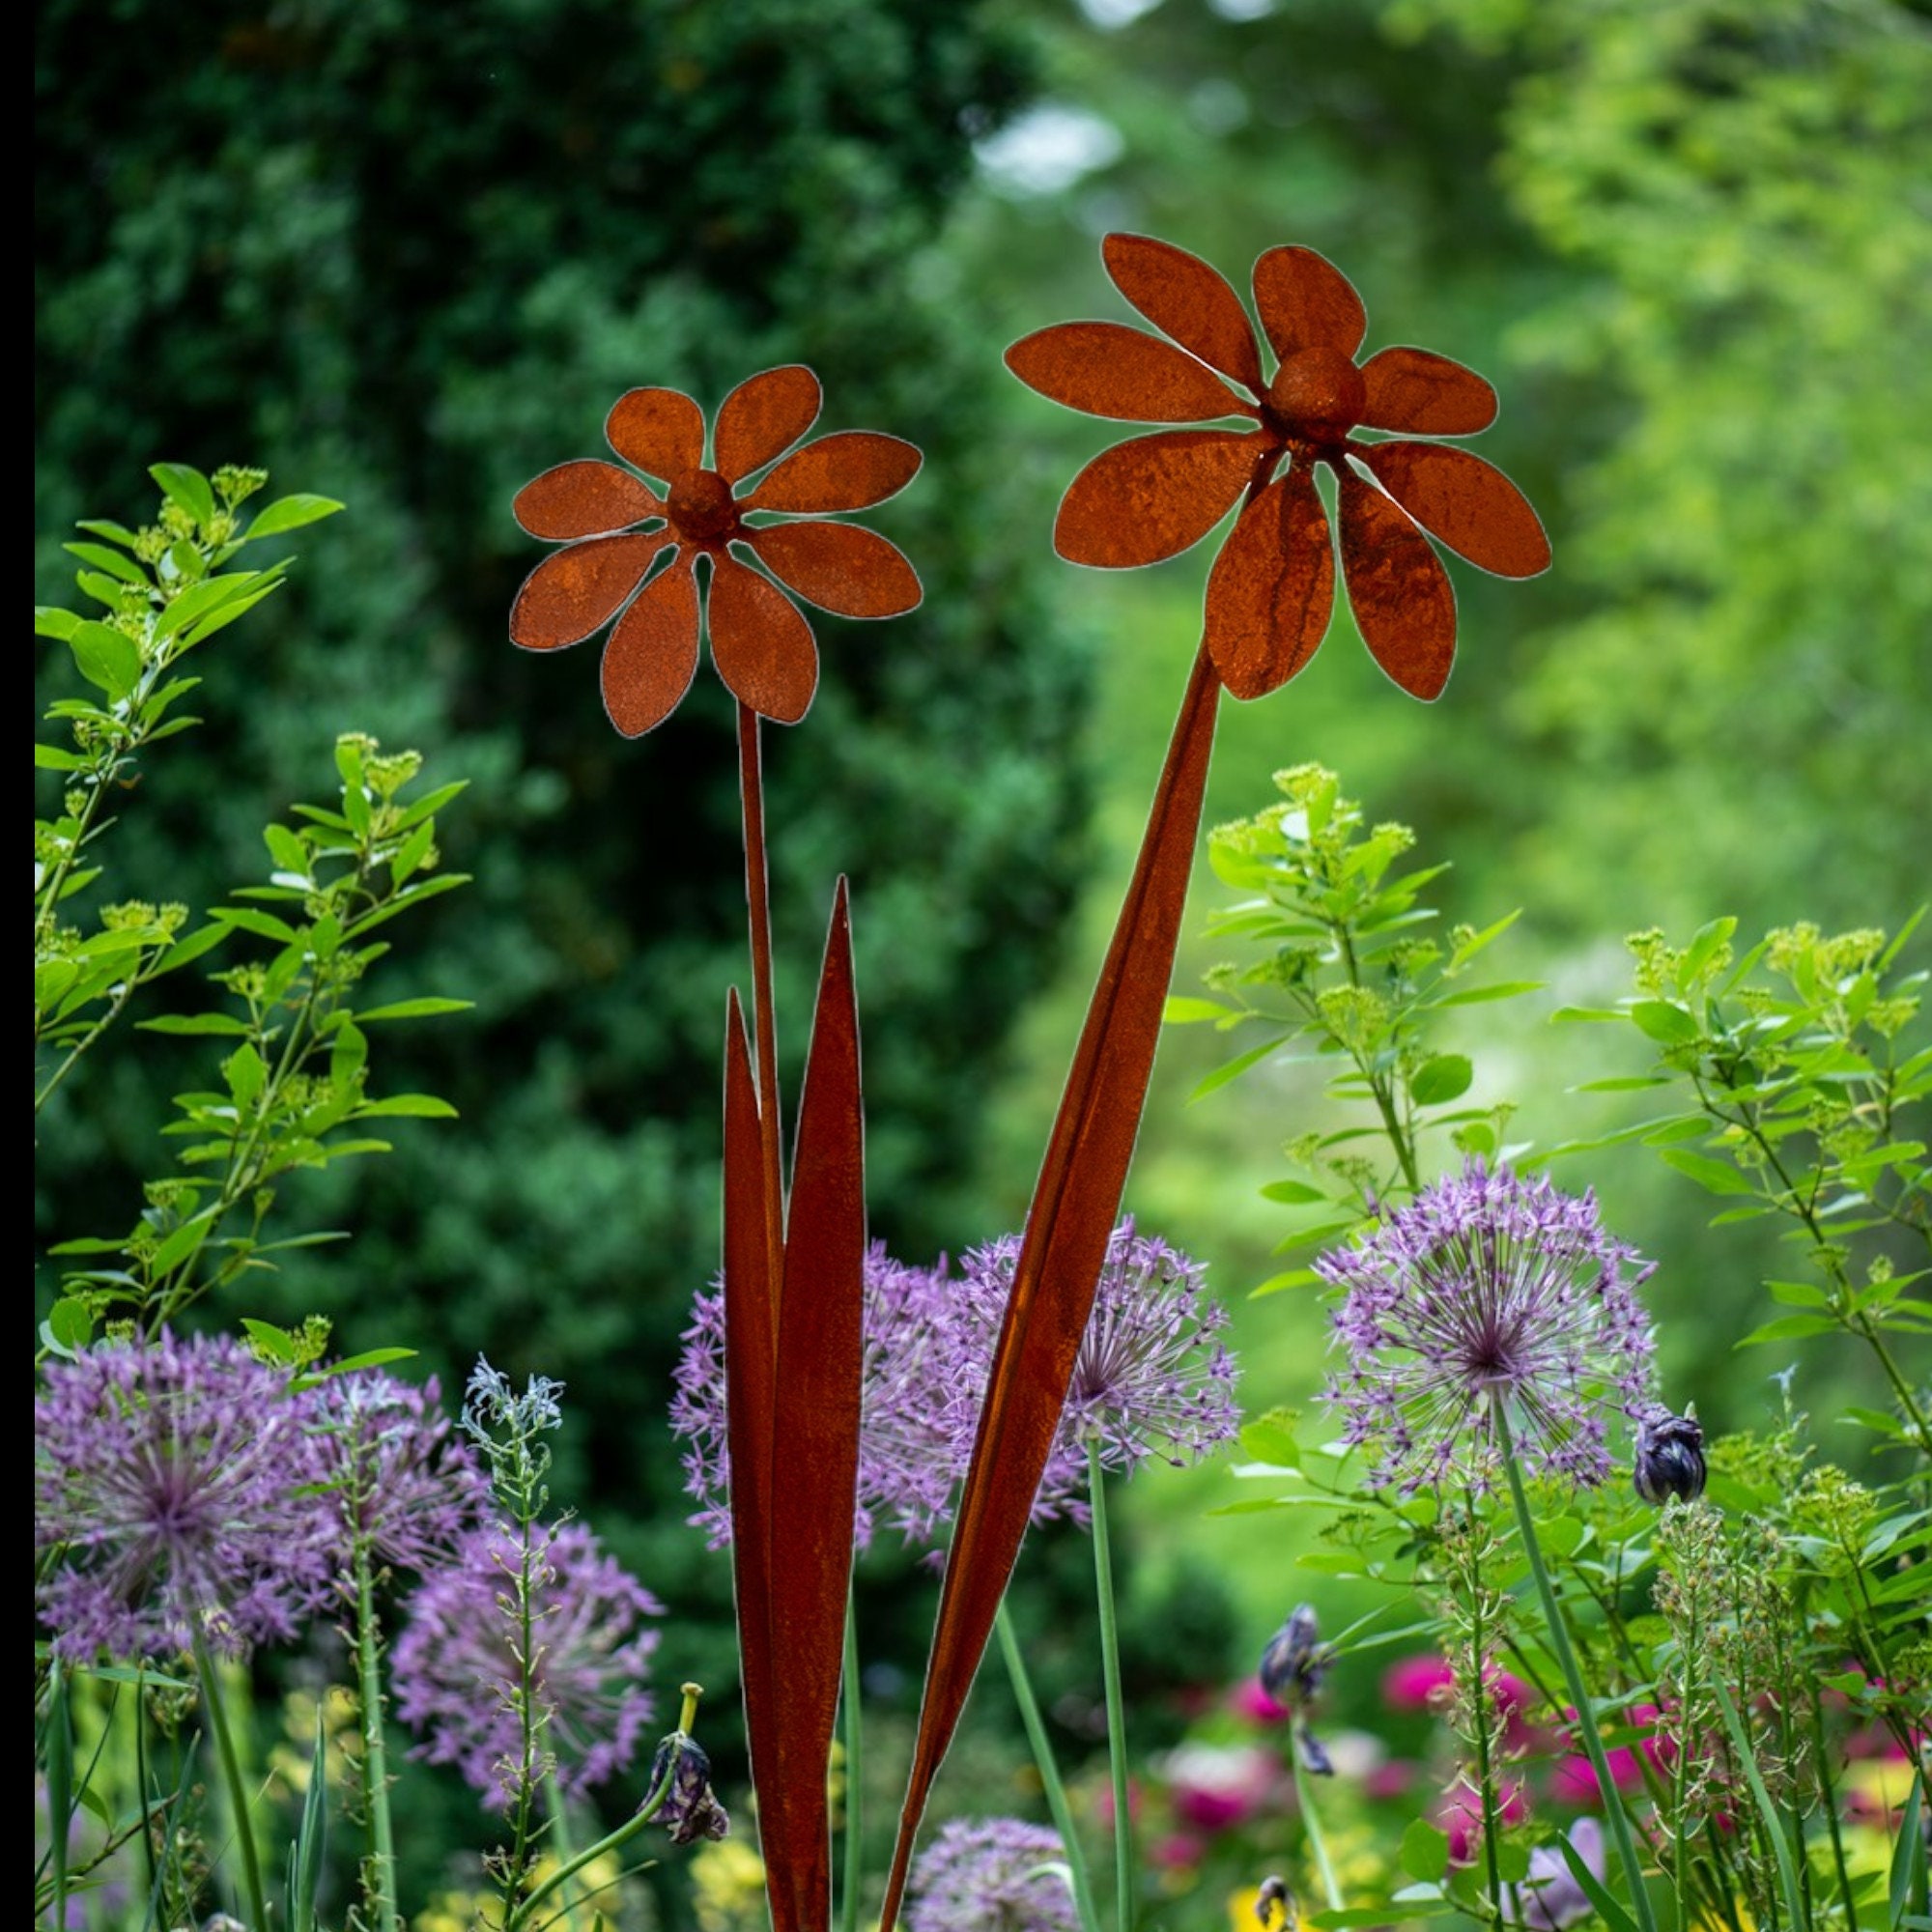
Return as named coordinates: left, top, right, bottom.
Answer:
left=1289, top=1750, right=1341, bottom=1914
left=840, top=1581, right=865, bottom=1932
left=996, top=1600, right=1102, bottom=1932
left=354, top=1547, right=401, bottom=1932
left=543, top=1773, right=584, bottom=1929
left=1086, top=1440, right=1134, bottom=1932
left=192, top=1631, right=270, bottom=1932
left=1492, top=1403, right=1656, bottom=1932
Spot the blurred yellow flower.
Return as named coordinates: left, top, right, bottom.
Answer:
left=693, top=1833, right=769, bottom=1932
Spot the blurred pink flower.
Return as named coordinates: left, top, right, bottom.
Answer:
left=1162, top=1744, right=1282, bottom=1833
left=1151, top=1832, right=1206, bottom=1871
left=1434, top=1777, right=1528, bottom=1865
left=1232, top=1676, right=1290, bottom=1724
left=1365, top=1760, right=1421, bottom=1801
left=1383, top=1654, right=1454, bottom=1710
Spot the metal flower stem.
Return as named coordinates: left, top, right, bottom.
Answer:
left=543, top=1773, right=584, bottom=1931
left=191, top=1631, right=270, bottom=1932
left=995, top=1599, right=1103, bottom=1932
left=736, top=702, right=787, bottom=1288
left=1086, top=1440, right=1134, bottom=1932
left=839, top=1580, right=864, bottom=1932
left=353, top=1545, right=401, bottom=1932
left=1492, top=1402, right=1657, bottom=1932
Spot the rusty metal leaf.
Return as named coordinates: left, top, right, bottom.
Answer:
left=880, top=645, right=1222, bottom=1932
left=1005, top=321, right=1249, bottom=424
left=748, top=523, right=923, bottom=619
left=513, top=460, right=663, bottom=541
left=507, top=533, right=659, bottom=651
left=1101, top=232, right=1265, bottom=396
left=1358, top=441, right=1551, bottom=579
left=1338, top=471, right=1458, bottom=700
left=760, top=879, right=867, bottom=1932
left=601, top=553, right=698, bottom=738
left=1252, top=245, right=1368, bottom=362
left=1053, top=429, right=1263, bottom=569
left=1204, top=465, right=1334, bottom=700
left=747, top=433, right=924, bottom=515
left=708, top=554, right=819, bottom=725
left=716, top=366, right=824, bottom=486
left=1357, top=347, right=1498, bottom=436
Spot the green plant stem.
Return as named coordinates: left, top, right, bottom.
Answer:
left=504, top=1518, right=543, bottom=1911
left=1290, top=1750, right=1342, bottom=1914
left=1810, top=1689, right=1858, bottom=1932
left=543, top=1774, right=582, bottom=1930
left=1492, top=1405, right=1657, bottom=1932
left=509, top=1685, right=702, bottom=1932
left=352, top=1548, right=401, bottom=1932
left=1463, top=1534, right=1509, bottom=1929
left=839, top=1580, right=864, bottom=1932
left=1712, top=1682, right=1806, bottom=1932
left=192, top=1632, right=270, bottom=1932
left=1087, top=1440, right=1134, bottom=1932
left=996, top=1600, right=1103, bottom=1932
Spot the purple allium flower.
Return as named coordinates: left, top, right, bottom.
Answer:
left=670, top=1242, right=965, bottom=1553
left=906, top=1817, right=1080, bottom=1932
left=956, top=1218, right=1239, bottom=1522
left=1513, top=1818, right=1605, bottom=1930
left=391, top=1519, right=661, bottom=1807
left=1320, top=1161, right=1657, bottom=1496
left=34, top=1332, right=337, bottom=1662
left=309, top=1371, right=489, bottom=1575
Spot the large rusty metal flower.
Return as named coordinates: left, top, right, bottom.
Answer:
left=1007, top=234, right=1549, bottom=700
left=509, top=366, right=922, bottom=734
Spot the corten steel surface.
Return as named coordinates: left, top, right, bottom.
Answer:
left=1004, top=231, right=1548, bottom=701
left=510, top=371, right=920, bottom=1932
left=880, top=235, right=1550, bottom=1926
left=508, top=364, right=922, bottom=734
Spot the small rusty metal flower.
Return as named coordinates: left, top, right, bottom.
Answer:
left=1006, top=234, right=1550, bottom=701
left=510, top=366, right=923, bottom=734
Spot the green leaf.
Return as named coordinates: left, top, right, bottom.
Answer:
left=1631, top=999, right=1701, bottom=1044
left=1889, top=1773, right=1924, bottom=1931
left=149, top=462, right=216, bottom=527
left=391, top=818, right=436, bottom=883
left=1187, top=1032, right=1290, bottom=1101
left=1400, top=1819, right=1451, bottom=1884
left=1448, top=909, right=1520, bottom=969
left=35, top=742, right=89, bottom=771
left=212, top=905, right=301, bottom=943
left=244, top=493, right=344, bottom=539
left=47, top=1296, right=95, bottom=1352
left=1677, top=917, right=1738, bottom=989
left=68, top=621, right=142, bottom=700
left=1260, top=1178, right=1328, bottom=1205
left=355, top=1094, right=458, bottom=1119
left=355, top=997, right=475, bottom=1023
left=1736, top=1314, right=1839, bottom=1347
left=1250, top=1267, right=1321, bottom=1297
left=1658, top=1148, right=1757, bottom=1196
left=149, top=1212, right=217, bottom=1276
left=1575, top=1075, right=1671, bottom=1093
left=1163, top=996, right=1233, bottom=1023
left=241, top=1317, right=299, bottom=1364
left=264, top=822, right=311, bottom=876
left=1239, top=1409, right=1302, bottom=1467
left=330, top=1022, right=368, bottom=1092
left=36, top=605, right=82, bottom=639
left=1435, top=980, right=1544, bottom=1006
left=138, top=1012, right=252, bottom=1037
left=225, top=1042, right=267, bottom=1108
left=1410, top=1053, right=1473, bottom=1105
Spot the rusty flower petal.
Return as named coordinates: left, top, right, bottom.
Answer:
left=1338, top=471, right=1457, bottom=700
left=1006, top=322, right=1247, bottom=424
left=1204, top=466, right=1334, bottom=700
left=1054, top=429, right=1261, bottom=569
left=748, top=523, right=922, bottom=619
left=746, top=432, right=923, bottom=515
left=509, top=533, right=662, bottom=652
left=601, top=554, right=699, bottom=738
left=708, top=554, right=818, bottom=725
left=607, top=386, right=706, bottom=485
left=513, top=460, right=664, bottom=542
left=1358, top=347, right=1499, bottom=436
left=715, top=365, right=823, bottom=486
left=1359, top=441, right=1551, bottom=579
left=1253, top=245, right=1368, bottom=362
left=1101, top=233, right=1265, bottom=395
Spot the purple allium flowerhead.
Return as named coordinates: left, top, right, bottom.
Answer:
left=669, top=1242, right=965, bottom=1554
left=906, top=1816, right=1080, bottom=1932
left=308, top=1370, right=489, bottom=1576
left=1319, top=1160, right=1657, bottom=1497
left=956, top=1218, right=1239, bottom=1523
left=391, top=1519, right=662, bottom=1808
left=34, top=1331, right=338, bottom=1663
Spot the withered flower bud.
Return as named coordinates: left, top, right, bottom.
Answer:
left=1258, top=1604, right=1329, bottom=1710
left=1633, top=1405, right=1706, bottom=1507
left=649, top=1733, right=729, bottom=1846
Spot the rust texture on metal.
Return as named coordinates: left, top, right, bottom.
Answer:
left=509, top=365, right=924, bottom=735
left=880, top=641, right=1223, bottom=1932
left=1004, top=231, right=1549, bottom=702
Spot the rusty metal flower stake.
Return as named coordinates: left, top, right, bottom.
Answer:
left=878, top=234, right=1549, bottom=1928
left=510, top=367, right=923, bottom=1932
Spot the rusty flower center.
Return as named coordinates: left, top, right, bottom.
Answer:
left=667, top=469, right=740, bottom=546
left=1266, top=348, right=1365, bottom=442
